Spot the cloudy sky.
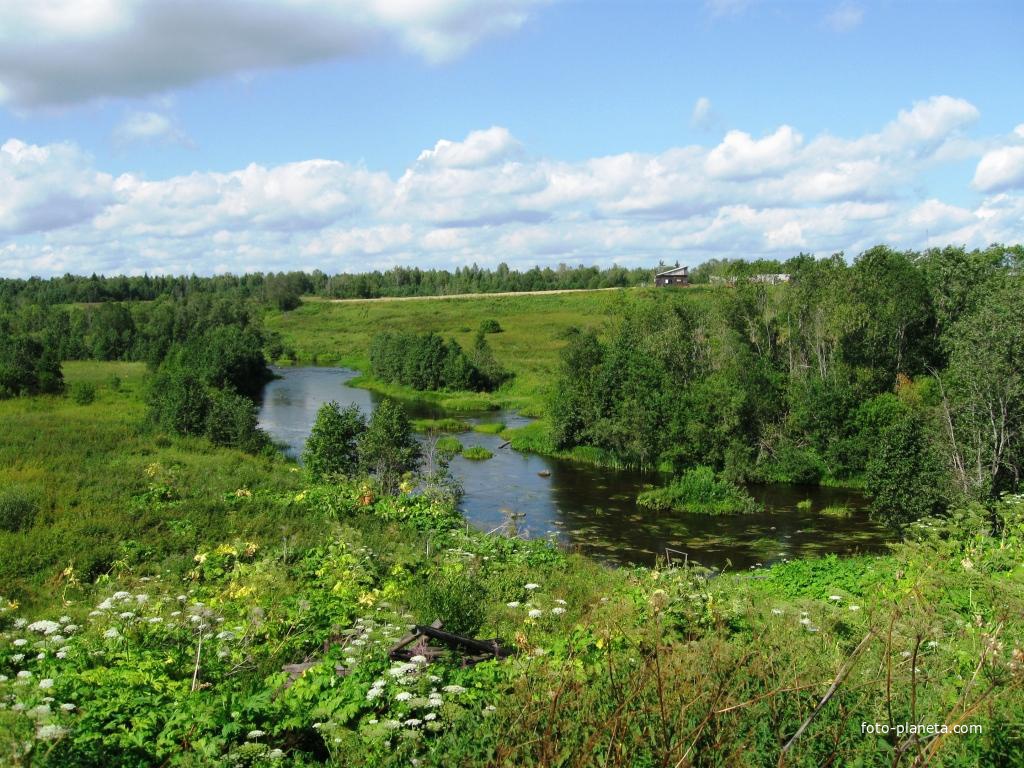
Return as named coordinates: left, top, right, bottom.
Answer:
left=1, top=0, right=1022, bottom=278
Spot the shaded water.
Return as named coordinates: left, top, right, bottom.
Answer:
left=258, top=367, right=892, bottom=569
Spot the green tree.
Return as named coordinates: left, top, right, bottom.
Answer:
left=205, top=388, right=267, bottom=452
left=938, top=276, right=1024, bottom=497
left=303, top=401, right=366, bottom=481
left=866, top=407, right=946, bottom=531
left=0, top=334, right=63, bottom=398
left=359, top=399, right=421, bottom=493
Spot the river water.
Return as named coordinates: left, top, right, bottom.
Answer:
left=258, top=367, right=892, bottom=569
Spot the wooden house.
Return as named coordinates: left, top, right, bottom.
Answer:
left=655, top=266, right=689, bottom=287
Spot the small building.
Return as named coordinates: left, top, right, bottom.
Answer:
left=749, top=273, right=791, bottom=285
left=655, top=266, right=689, bottom=287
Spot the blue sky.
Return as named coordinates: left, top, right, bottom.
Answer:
left=1, top=0, right=1022, bottom=277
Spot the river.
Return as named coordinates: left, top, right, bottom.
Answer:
left=258, top=367, right=892, bottom=569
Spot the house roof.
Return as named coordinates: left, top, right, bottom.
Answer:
left=656, top=266, right=688, bottom=277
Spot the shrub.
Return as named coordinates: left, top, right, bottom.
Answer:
left=637, top=466, right=759, bottom=515
left=479, top=318, right=503, bottom=334
left=0, top=487, right=39, bottom=532
left=70, top=381, right=97, bottom=405
left=303, top=401, right=366, bottom=481
left=358, top=399, right=421, bottom=493
left=462, top=446, right=494, bottom=461
left=419, top=567, right=488, bottom=635
left=205, top=388, right=267, bottom=451
left=796, top=498, right=812, bottom=511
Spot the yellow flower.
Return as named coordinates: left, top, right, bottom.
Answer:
left=294, top=491, right=307, bottom=502
left=215, top=544, right=238, bottom=557
left=194, top=552, right=208, bottom=564
left=234, top=488, right=252, bottom=498
left=243, top=542, right=259, bottom=557
left=358, top=591, right=377, bottom=607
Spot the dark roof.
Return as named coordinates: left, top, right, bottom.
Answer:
left=656, top=266, right=688, bottom=277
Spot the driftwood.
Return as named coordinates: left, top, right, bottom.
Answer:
left=388, top=619, right=515, bottom=664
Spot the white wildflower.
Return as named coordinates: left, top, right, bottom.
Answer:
left=246, top=730, right=265, bottom=739
left=524, top=583, right=540, bottom=591
left=424, top=712, right=437, bottom=721
left=103, top=628, right=120, bottom=639
left=506, top=601, right=520, bottom=608
left=118, top=612, right=135, bottom=620
left=17, top=670, right=32, bottom=679
left=395, top=691, right=413, bottom=701
left=39, top=679, right=54, bottom=689
left=112, top=591, right=131, bottom=601
left=60, top=702, right=76, bottom=711
left=551, top=607, right=566, bottom=616
left=14, top=618, right=27, bottom=628
left=11, top=653, right=25, bottom=663
left=28, top=620, right=61, bottom=635
left=36, top=724, right=67, bottom=740
left=442, top=685, right=466, bottom=694
left=828, top=595, right=842, bottom=602
left=528, top=609, right=543, bottom=619
left=771, top=608, right=783, bottom=615
left=12, top=638, right=27, bottom=647
left=554, top=599, right=567, bottom=605
left=848, top=605, right=861, bottom=611
left=404, top=718, right=422, bottom=727
left=63, top=624, right=78, bottom=633
left=410, top=655, right=428, bottom=664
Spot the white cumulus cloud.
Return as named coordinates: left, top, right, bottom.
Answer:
left=0, top=0, right=548, bottom=107
left=1, top=99, right=1022, bottom=278
left=973, top=126, right=1024, bottom=192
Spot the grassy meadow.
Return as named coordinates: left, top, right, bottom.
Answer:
left=265, top=287, right=721, bottom=414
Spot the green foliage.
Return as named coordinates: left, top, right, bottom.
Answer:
left=69, top=380, right=97, bottom=405
left=0, top=334, right=63, bottom=398
left=460, top=446, right=493, bottom=461
left=369, top=330, right=511, bottom=394
left=433, top=436, right=463, bottom=456
left=418, top=566, right=488, bottom=634
left=479, top=318, right=503, bottom=334
left=411, top=417, right=470, bottom=433
left=796, top=498, right=812, bottom=511
left=358, top=399, right=421, bottom=494
left=866, top=406, right=947, bottom=531
left=471, top=422, right=505, bottom=434
left=302, top=401, right=366, bottom=481
left=0, top=486, right=39, bottom=532
left=637, top=466, right=759, bottom=515
left=820, top=504, right=852, bottom=518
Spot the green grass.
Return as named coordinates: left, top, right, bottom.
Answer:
left=820, top=504, right=853, bottom=518
left=461, top=446, right=494, bottom=460
left=266, top=287, right=723, bottom=416
left=411, top=417, right=471, bottom=433
left=471, top=422, right=506, bottom=434
left=637, top=467, right=760, bottom=515
left=433, top=435, right=463, bottom=455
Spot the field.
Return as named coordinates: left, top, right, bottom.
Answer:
left=265, top=286, right=722, bottom=414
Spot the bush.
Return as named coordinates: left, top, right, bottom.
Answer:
left=637, top=466, right=759, bottom=515
left=0, top=334, right=63, bottom=398
left=303, top=401, right=366, bottom=480
left=0, top=487, right=39, bottom=532
left=205, top=388, right=267, bottom=451
left=358, top=399, right=421, bottom=493
left=419, top=567, right=488, bottom=635
left=70, top=381, right=97, bottom=405
left=479, top=318, right=503, bottom=334
left=461, top=446, right=494, bottom=460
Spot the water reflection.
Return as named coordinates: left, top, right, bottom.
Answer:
left=258, top=367, right=892, bottom=569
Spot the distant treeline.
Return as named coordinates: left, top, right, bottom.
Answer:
left=550, top=244, right=1024, bottom=529
left=0, top=263, right=661, bottom=306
